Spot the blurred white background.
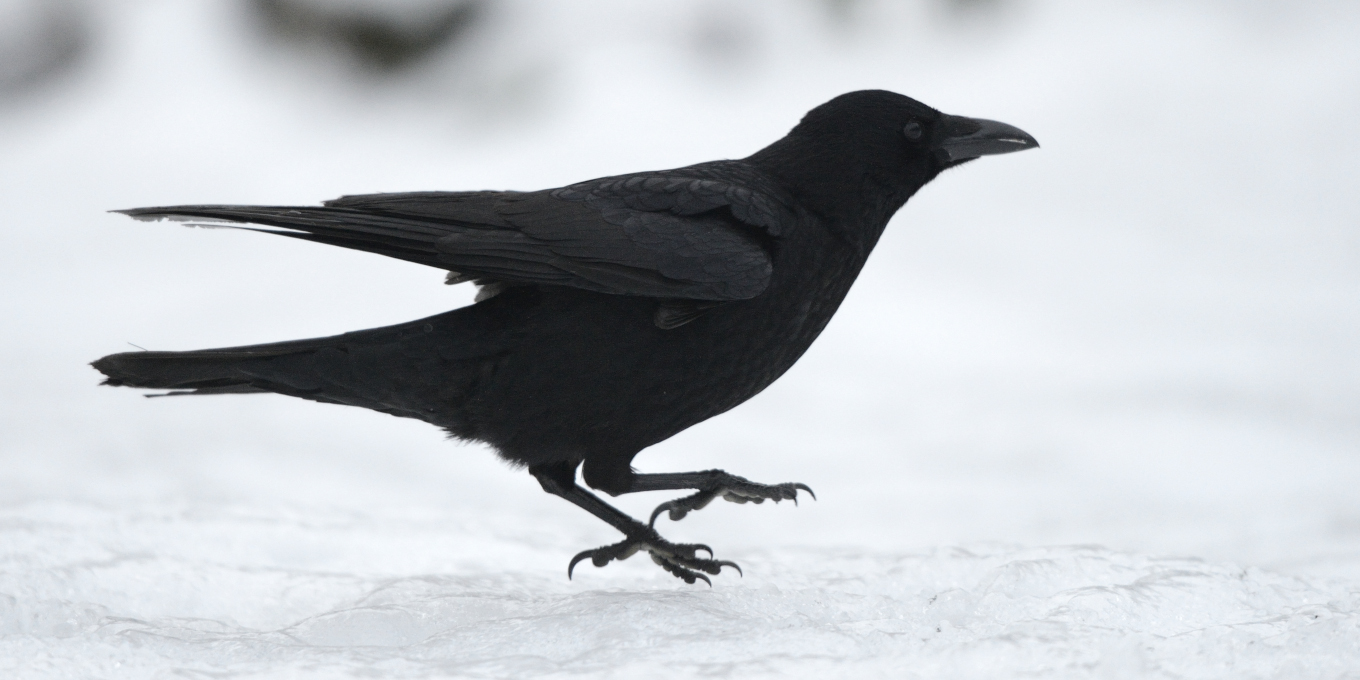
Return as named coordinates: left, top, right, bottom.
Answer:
left=1, top=0, right=1358, bottom=677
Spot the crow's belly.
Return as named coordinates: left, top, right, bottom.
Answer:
left=475, top=281, right=847, bottom=465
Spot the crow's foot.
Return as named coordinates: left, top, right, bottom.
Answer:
left=648, top=473, right=814, bottom=526
left=567, top=528, right=741, bottom=585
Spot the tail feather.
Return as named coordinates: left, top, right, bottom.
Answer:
left=92, top=342, right=321, bottom=395
left=92, top=307, right=496, bottom=433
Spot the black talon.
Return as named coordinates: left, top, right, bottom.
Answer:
left=647, top=503, right=670, bottom=528
left=567, top=549, right=594, bottom=579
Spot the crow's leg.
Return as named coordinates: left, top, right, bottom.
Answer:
left=530, top=462, right=740, bottom=585
left=624, top=470, right=815, bottom=527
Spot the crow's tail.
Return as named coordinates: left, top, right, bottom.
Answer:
left=92, top=309, right=491, bottom=434
left=91, top=337, right=330, bottom=397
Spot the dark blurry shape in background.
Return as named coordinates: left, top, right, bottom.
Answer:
left=249, top=0, right=483, bottom=72
left=940, top=0, right=1007, bottom=16
left=0, top=0, right=92, bottom=95
left=689, top=2, right=760, bottom=72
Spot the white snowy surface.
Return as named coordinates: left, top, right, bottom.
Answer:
left=1, top=0, right=1359, bottom=677
left=5, top=513, right=1359, bottom=679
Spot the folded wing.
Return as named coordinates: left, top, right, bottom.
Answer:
left=118, top=162, right=791, bottom=302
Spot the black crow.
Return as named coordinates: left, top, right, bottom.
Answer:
left=93, top=90, right=1037, bottom=584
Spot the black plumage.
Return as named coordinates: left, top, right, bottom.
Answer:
left=93, top=90, right=1037, bottom=584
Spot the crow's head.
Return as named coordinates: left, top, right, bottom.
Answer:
left=792, top=89, right=1037, bottom=170
left=749, top=90, right=1037, bottom=226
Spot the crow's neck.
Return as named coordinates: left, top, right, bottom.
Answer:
left=746, top=136, right=920, bottom=257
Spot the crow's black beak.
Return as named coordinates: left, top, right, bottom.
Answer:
left=933, top=115, right=1039, bottom=164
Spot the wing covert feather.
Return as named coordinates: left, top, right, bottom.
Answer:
left=324, top=161, right=792, bottom=301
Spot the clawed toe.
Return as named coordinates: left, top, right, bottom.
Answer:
left=649, top=490, right=718, bottom=526
left=567, top=531, right=740, bottom=585
left=649, top=478, right=815, bottom=526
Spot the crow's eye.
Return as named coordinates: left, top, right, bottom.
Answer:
left=903, top=122, right=923, bottom=141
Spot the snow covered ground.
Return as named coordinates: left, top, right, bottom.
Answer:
left=1, top=0, right=1358, bottom=677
